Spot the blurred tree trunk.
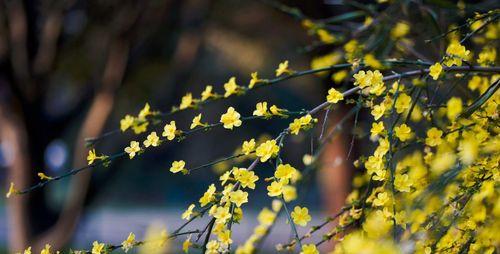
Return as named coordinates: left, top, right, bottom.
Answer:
left=32, top=38, right=129, bottom=251
left=0, top=101, right=31, bottom=251
left=0, top=1, right=134, bottom=252
left=0, top=0, right=213, bottom=252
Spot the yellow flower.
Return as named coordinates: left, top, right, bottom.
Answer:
left=269, top=105, right=288, bottom=117
left=371, top=103, right=386, bottom=120
left=199, top=184, right=216, bottom=207
left=326, top=88, right=344, bottom=103
left=6, top=182, right=17, bottom=198
left=444, top=42, right=470, bottom=67
left=217, top=229, right=233, bottom=245
left=394, top=124, right=413, bottom=142
left=446, top=97, right=462, bottom=121
left=213, top=206, right=231, bottom=224
left=220, top=107, right=242, bottom=129
left=258, top=208, right=276, bottom=226
left=255, top=140, right=280, bottom=162
left=249, top=72, right=266, bottom=88
left=429, top=62, right=443, bottom=80
left=21, top=247, right=31, bottom=254
left=241, top=139, right=256, bottom=155
left=290, top=168, right=302, bottom=183
left=143, top=132, right=160, bottom=147
left=431, top=149, right=456, bottom=174
left=371, top=70, right=384, bottom=85
left=224, top=77, right=240, bottom=97
left=124, top=141, right=141, bottom=159
left=253, top=102, right=269, bottom=117
left=230, top=190, right=249, bottom=207
left=300, top=244, right=319, bottom=254
left=206, top=240, right=219, bottom=254
left=395, top=93, right=411, bottom=114
left=40, top=244, right=51, bottom=254
left=267, top=181, right=283, bottom=197
left=276, top=60, right=293, bottom=77
left=170, top=160, right=186, bottom=174
left=467, top=76, right=488, bottom=91
left=370, top=81, right=386, bottom=96
left=373, top=192, right=390, bottom=206
left=162, top=121, right=177, bottom=140
left=131, top=121, right=148, bottom=134
left=201, top=85, right=215, bottom=101
left=477, top=47, right=496, bottom=66
left=190, top=113, right=206, bottom=129
left=376, top=138, right=389, bottom=157
left=302, top=154, right=315, bottom=166
left=370, top=122, right=384, bottom=138
left=317, top=29, right=335, bottom=43
left=372, top=168, right=387, bottom=181
left=388, top=81, right=402, bottom=94
left=182, top=236, right=192, bottom=253
left=391, top=22, right=410, bottom=39
left=274, top=164, right=295, bottom=181
left=87, top=149, right=98, bottom=165
left=353, top=70, right=370, bottom=88
left=289, top=115, right=316, bottom=135
left=219, top=171, right=231, bottom=185
left=394, top=174, right=412, bottom=192
left=138, top=103, right=152, bottom=119
left=410, top=104, right=422, bottom=122
left=158, top=229, right=169, bottom=248
left=365, top=155, right=384, bottom=174
left=364, top=54, right=383, bottom=69
left=37, top=172, right=52, bottom=181
left=92, top=241, right=105, bottom=254
left=353, top=70, right=384, bottom=88
left=182, top=204, right=196, bottom=220
left=291, top=206, right=311, bottom=226
left=234, top=169, right=259, bottom=189
left=121, top=232, right=136, bottom=253
left=289, top=120, right=302, bottom=135
left=282, top=185, right=297, bottom=202
left=458, top=137, right=479, bottom=165
left=447, top=41, right=469, bottom=58
left=332, top=70, right=348, bottom=83
left=179, top=93, right=194, bottom=110
left=120, top=115, right=135, bottom=132
left=364, top=16, right=373, bottom=26
left=363, top=212, right=392, bottom=238
left=344, top=39, right=359, bottom=53
left=425, top=127, right=443, bottom=147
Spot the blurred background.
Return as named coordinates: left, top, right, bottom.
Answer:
left=0, top=0, right=348, bottom=252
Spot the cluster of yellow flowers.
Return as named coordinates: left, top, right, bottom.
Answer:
left=289, top=115, right=317, bottom=135
left=114, top=58, right=298, bottom=139
left=119, top=103, right=159, bottom=134
left=9, top=6, right=500, bottom=254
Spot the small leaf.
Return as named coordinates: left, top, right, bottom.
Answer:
left=321, top=11, right=365, bottom=24
left=460, top=79, right=499, bottom=118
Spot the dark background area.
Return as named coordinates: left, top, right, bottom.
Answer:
left=0, top=0, right=336, bottom=252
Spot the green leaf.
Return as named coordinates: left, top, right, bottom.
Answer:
left=321, top=11, right=365, bottom=24
left=460, top=79, right=499, bottom=118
